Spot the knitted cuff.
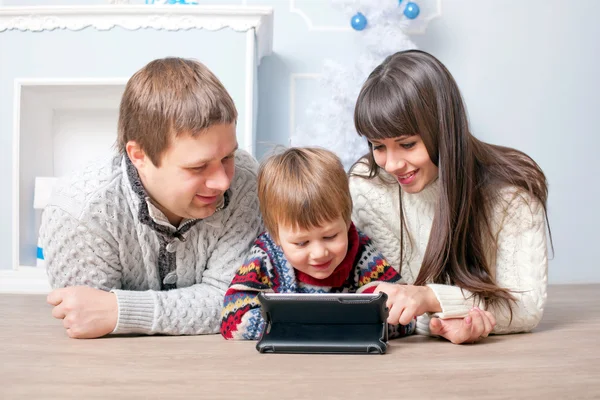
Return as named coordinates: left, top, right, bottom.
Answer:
left=415, top=314, right=432, bottom=336
left=427, top=283, right=481, bottom=319
left=111, top=289, right=155, bottom=335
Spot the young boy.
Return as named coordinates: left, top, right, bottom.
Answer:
left=220, top=147, right=415, bottom=340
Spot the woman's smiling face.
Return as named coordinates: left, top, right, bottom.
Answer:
left=370, top=135, right=439, bottom=193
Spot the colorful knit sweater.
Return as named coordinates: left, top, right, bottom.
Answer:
left=220, top=223, right=416, bottom=340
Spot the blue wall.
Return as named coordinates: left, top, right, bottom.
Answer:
left=2, top=0, right=599, bottom=283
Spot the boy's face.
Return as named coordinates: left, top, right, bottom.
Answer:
left=277, top=217, right=349, bottom=280
left=132, top=123, right=238, bottom=226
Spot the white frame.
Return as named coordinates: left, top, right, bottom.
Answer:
left=0, top=4, right=272, bottom=155
left=0, top=5, right=274, bottom=63
left=8, top=78, right=128, bottom=294
left=244, top=29, right=257, bottom=155
left=0, top=266, right=50, bottom=294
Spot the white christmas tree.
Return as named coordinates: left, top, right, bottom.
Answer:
left=291, top=0, right=427, bottom=169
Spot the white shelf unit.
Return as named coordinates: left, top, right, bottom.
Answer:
left=0, top=5, right=274, bottom=293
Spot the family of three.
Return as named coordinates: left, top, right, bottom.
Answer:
left=41, top=50, right=549, bottom=345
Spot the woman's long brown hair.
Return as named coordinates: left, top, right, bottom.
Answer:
left=350, top=50, right=550, bottom=313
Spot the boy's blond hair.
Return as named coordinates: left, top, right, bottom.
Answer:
left=117, top=57, right=237, bottom=166
left=258, top=147, right=352, bottom=242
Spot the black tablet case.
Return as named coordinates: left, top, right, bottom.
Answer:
left=256, top=292, right=389, bottom=354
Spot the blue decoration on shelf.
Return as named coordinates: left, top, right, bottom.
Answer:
left=403, top=2, right=420, bottom=19
left=37, top=246, right=44, bottom=260
left=350, top=12, right=368, bottom=31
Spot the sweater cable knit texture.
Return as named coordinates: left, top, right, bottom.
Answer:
left=40, top=150, right=264, bottom=336
left=349, top=167, right=548, bottom=336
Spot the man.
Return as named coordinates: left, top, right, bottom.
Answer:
left=40, top=57, right=263, bottom=338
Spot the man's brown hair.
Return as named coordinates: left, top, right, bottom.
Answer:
left=258, top=147, right=352, bottom=242
left=117, top=57, right=237, bottom=166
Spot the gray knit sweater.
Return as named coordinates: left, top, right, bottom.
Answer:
left=39, top=150, right=263, bottom=335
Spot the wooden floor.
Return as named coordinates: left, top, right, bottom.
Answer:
left=0, top=285, right=598, bottom=400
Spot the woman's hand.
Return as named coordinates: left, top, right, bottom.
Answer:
left=429, top=307, right=496, bottom=344
left=375, top=283, right=442, bottom=325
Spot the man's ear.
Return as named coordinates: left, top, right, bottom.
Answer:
left=125, top=141, right=147, bottom=169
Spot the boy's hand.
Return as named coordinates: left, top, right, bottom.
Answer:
left=47, top=286, right=118, bottom=339
left=375, top=283, right=442, bottom=325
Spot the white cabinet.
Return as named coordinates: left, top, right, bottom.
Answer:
left=0, top=5, right=273, bottom=292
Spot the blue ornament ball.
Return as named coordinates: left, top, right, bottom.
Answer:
left=350, top=12, right=367, bottom=31
left=403, top=2, right=420, bottom=19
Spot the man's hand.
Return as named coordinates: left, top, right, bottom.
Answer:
left=375, top=283, right=442, bottom=325
left=429, top=307, right=496, bottom=344
left=47, top=286, right=118, bottom=339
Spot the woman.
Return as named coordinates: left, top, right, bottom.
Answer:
left=349, top=50, right=550, bottom=344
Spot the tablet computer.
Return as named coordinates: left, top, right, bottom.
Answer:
left=256, top=292, right=389, bottom=354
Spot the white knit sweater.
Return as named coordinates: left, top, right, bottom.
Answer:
left=349, top=170, right=548, bottom=336
left=40, top=150, right=263, bottom=336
